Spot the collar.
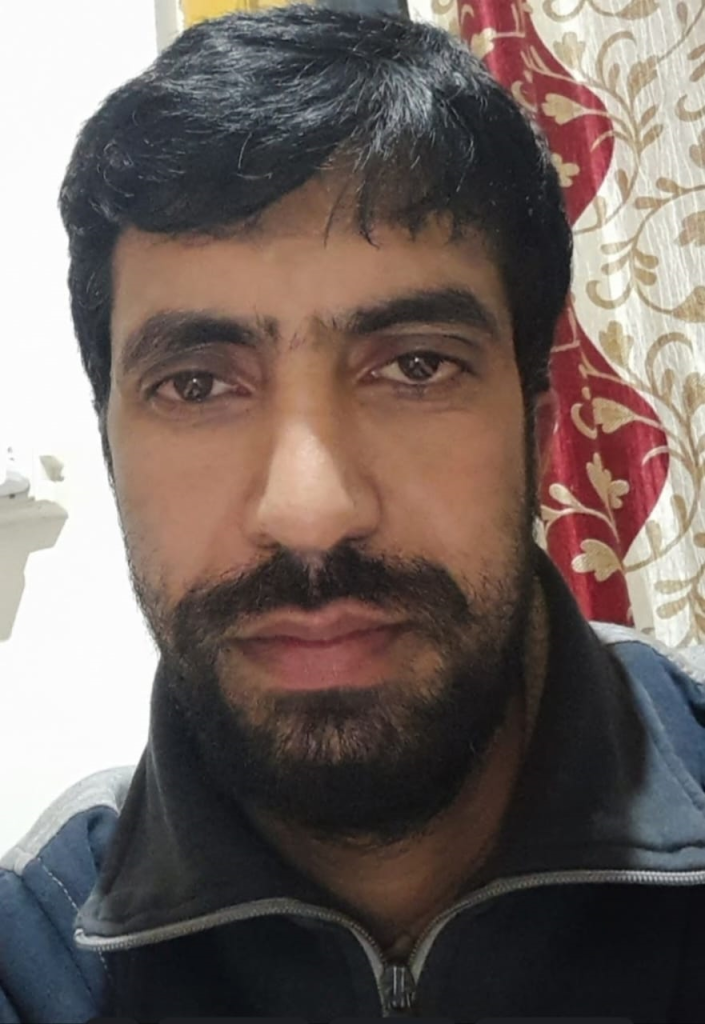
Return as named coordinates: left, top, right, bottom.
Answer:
left=76, top=551, right=705, bottom=944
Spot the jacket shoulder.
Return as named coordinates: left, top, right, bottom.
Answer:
left=591, top=622, right=705, bottom=686
left=592, top=623, right=705, bottom=792
left=0, top=766, right=134, bottom=1024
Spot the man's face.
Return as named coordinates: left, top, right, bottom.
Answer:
left=107, top=180, right=537, bottom=842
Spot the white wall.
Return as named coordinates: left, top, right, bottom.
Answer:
left=0, top=1, right=163, bottom=853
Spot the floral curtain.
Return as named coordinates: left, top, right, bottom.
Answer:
left=453, top=0, right=705, bottom=647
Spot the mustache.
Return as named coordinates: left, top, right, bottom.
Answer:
left=171, top=543, right=473, bottom=644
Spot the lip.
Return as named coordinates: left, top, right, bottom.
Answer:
left=233, top=604, right=408, bottom=692
left=236, top=623, right=406, bottom=692
left=237, top=603, right=402, bottom=644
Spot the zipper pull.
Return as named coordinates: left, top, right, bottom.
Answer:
left=381, top=962, right=417, bottom=1014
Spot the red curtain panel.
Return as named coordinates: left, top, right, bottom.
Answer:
left=457, top=0, right=705, bottom=645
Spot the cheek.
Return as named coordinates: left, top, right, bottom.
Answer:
left=377, top=400, right=527, bottom=565
left=108, top=404, right=247, bottom=597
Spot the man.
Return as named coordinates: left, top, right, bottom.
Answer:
left=2, top=5, right=705, bottom=1022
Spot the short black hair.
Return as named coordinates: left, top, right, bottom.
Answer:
left=59, top=4, right=572, bottom=415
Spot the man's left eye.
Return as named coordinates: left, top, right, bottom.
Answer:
left=374, top=352, right=470, bottom=386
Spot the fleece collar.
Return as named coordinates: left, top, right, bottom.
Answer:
left=76, top=552, right=705, bottom=943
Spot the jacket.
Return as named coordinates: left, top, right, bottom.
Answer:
left=3, top=556, right=705, bottom=1023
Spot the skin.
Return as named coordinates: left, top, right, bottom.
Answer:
left=106, top=177, right=553, bottom=951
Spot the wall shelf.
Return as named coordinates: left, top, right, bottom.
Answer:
left=0, top=498, right=68, bottom=528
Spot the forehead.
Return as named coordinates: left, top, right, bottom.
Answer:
left=110, top=178, right=512, bottom=351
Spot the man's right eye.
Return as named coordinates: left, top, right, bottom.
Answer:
left=151, top=371, right=240, bottom=404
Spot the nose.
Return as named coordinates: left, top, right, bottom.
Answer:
left=245, top=402, right=381, bottom=557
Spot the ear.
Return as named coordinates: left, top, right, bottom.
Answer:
left=533, top=389, right=558, bottom=481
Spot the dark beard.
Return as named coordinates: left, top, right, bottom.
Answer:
left=131, top=504, right=536, bottom=846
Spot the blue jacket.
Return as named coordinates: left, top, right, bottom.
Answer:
left=3, top=559, right=705, bottom=1023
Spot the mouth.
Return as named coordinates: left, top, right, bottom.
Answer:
left=234, top=606, right=407, bottom=691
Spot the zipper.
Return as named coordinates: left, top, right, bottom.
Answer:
left=76, top=897, right=394, bottom=1012
left=406, top=866, right=705, bottom=979
left=380, top=962, right=417, bottom=1014
left=76, top=894, right=416, bottom=1014
left=75, top=867, right=705, bottom=1015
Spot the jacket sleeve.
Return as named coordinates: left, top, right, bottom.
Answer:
left=0, top=806, right=115, bottom=1024
left=0, top=772, right=130, bottom=1023
left=0, top=863, right=106, bottom=1024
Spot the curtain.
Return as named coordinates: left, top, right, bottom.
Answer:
left=454, top=0, right=705, bottom=647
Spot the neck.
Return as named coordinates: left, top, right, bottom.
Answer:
left=253, top=582, right=548, bottom=957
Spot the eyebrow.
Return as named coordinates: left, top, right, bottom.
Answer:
left=117, top=286, right=501, bottom=378
left=118, top=311, right=272, bottom=378
left=343, top=287, right=500, bottom=340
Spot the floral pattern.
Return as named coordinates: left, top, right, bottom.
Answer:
left=456, top=0, right=705, bottom=645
